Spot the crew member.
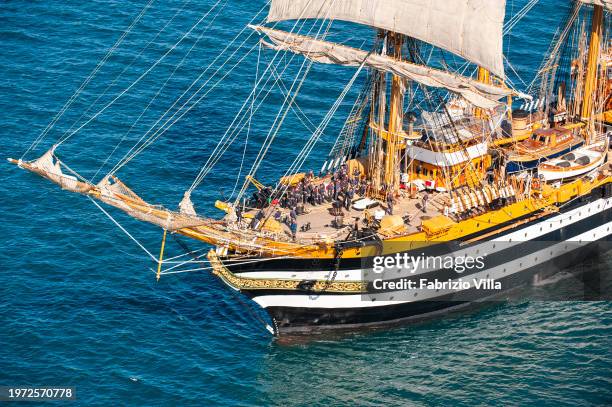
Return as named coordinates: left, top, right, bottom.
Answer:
left=290, top=220, right=298, bottom=241
left=422, top=193, right=429, bottom=213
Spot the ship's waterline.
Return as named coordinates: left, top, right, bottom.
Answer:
left=213, top=193, right=612, bottom=334
left=3, top=0, right=612, bottom=405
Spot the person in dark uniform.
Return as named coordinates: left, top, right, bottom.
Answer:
left=359, top=180, right=366, bottom=196
left=333, top=180, right=340, bottom=200
left=343, top=189, right=350, bottom=210
left=386, top=192, right=394, bottom=215
left=308, top=184, right=315, bottom=205
left=251, top=209, right=264, bottom=229
left=235, top=205, right=243, bottom=226
left=273, top=208, right=282, bottom=221
left=292, top=189, right=302, bottom=208
left=290, top=190, right=296, bottom=209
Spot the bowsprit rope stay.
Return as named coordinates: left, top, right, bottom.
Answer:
left=90, top=0, right=227, bottom=183
left=52, top=0, right=228, bottom=150
left=21, top=0, right=156, bottom=161
left=103, top=1, right=283, bottom=179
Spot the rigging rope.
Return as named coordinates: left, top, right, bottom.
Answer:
left=187, top=15, right=333, bottom=196
left=230, top=13, right=340, bottom=204
left=90, top=0, right=227, bottom=183
left=109, top=40, right=261, bottom=176
left=64, top=0, right=195, bottom=156
left=504, top=0, right=539, bottom=36
left=53, top=0, right=227, bottom=148
left=183, top=42, right=315, bottom=197
left=21, top=0, right=156, bottom=160
left=256, top=52, right=370, bottom=225
left=106, top=2, right=280, bottom=177
left=88, top=197, right=158, bottom=262
left=229, top=42, right=262, bottom=199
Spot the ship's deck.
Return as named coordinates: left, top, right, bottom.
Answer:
left=241, top=189, right=448, bottom=241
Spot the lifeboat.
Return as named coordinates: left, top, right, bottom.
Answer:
left=538, top=142, right=608, bottom=182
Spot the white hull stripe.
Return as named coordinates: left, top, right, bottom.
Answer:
left=235, top=198, right=612, bottom=282
left=251, top=219, right=612, bottom=309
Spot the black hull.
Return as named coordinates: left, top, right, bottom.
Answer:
left=220, top=185, right=612, bottom=336
left=265, top=241, right=607, bottom=334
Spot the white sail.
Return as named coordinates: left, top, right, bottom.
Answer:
left=578, top=0, right=612, bottom=10
left=267, top=0, right=506, bottom=78
left=251, top=26, right=513, bottom=109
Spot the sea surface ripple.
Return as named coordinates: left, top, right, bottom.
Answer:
left=1, top=1, right=611, bottom=405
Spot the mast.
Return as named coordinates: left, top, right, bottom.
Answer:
left=372, top=31, right=387, bottom=194
left=476, top=67, right=492, bottom=119
left=384, top=32, right=405, bottom=192
left=581, top=4, right=604, bottom=120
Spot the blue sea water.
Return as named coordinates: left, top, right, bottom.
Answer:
left=1, top=0, right=611, bottom=405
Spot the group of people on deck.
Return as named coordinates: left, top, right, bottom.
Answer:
left=278, top=166, right=368, bottom=213
left=236, top=163, right=430, bottom=241
left=239, top=165, right=367, bottom=240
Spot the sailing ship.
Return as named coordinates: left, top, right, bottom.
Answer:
left=9, top=0, right=612, bottom=336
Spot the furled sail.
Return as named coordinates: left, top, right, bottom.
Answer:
left=578, top=0, right=612, bottom=10
left=251, top=26, right=514, bottom=109
left=267, top=0, right=506, bottom=78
